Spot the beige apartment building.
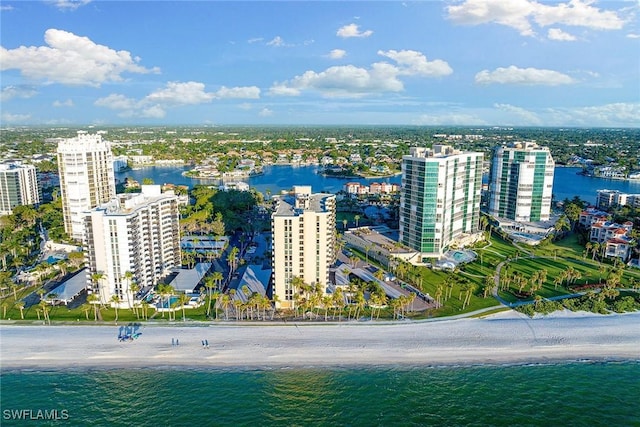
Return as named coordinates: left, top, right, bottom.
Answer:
left=84, top=185, right=181, bottom=307
left=271, top=186, right=336, bottom=309
left=57, top=131, right=116, bottom=241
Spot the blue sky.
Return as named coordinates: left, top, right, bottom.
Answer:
left=1, top=0, right=638, bottom=127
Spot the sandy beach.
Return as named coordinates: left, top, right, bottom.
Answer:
left=1, top=311, right=639, bottom=370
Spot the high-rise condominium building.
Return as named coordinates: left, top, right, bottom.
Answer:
left=271, top=186, right=336, bottom=309
left=0, top=163, right=40, bottom=215
left=57, top=131, right=116, bottom=241
left=596, top=190, right=640, bottom=210
left=400, top=145, right=483, bottom=260
left=84, top=185, right=181, bottom=307
left=488, top=142, right=554, bottom=222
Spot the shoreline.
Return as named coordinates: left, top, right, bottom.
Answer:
left=2, top=311, right=639, bottom=371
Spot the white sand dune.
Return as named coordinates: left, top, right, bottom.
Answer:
left=1, top=311, right=639, bottom=370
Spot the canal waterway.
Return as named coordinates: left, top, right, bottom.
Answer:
left=116, top=164, right=401, bottom=196
left=116, top=165, right=640, bottom=203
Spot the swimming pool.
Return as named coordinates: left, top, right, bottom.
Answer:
left=512, top=232, right=544, bottom=241
left=451, top=250, right=476, bottom=263
left=156, top=296, right=180, bottom=309
left=44, top=255, right=65, bottom=264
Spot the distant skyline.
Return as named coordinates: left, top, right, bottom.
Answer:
left=1, top=0, right=638, bottom=127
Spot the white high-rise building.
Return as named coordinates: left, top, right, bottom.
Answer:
left=488, top=142, right=554, bottom=222
left=0, top=163, right=41, bottom=215
left=400, top=145, right=483, bottom=260
left=84, top=185, right=181, bottom=307
left=271, top=186, right=336, bottom=309
left=57, top=131, right=116, bottom=241
left=596, top=190, right=640, bottom=210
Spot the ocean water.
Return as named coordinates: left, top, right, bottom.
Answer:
left=2, top=362, right=639, bottom=426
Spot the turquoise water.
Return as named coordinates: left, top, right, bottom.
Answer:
left=45, top=255, right=64, bottom=264
left=156, top=295, right=179, bottom=309
left=2, top=362, right=639, bottom=426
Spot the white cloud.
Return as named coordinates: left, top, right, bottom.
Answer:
left=414, top=112, right=487, bottom=126
left=268, top=84, right=301, bottom=97
left=547, top=102, right=639, bottom=126
left=53, top=99, right=74, bottom=107
left=138, top=105, right=166, bottom=119
left=247, top=37, right=264, bottom=44
left=270, top=49, right=451, bottom=98
left=258, top=108, right=274, bottom=117
left=377, top=49, right=453, bottom=77
left=328, top=49, right=347, bottom=59
left=145, top=81, right=214, bottom=105
left=270, top=64, right=403, bottom=98
left=0, top=5, right=14, bottom=11
left=627, top=33, right=640, bottom=39
left=446, top=0, right=625, bottom=36
left=94, top=93, right=139, bottom=110
left=267, top=36, right=287, bottom=47
left=48, top=0, right=91, bottom=10
left=1, top=85, right=38, bottom=101
left=475, top=65, right=574, bottom=85
left=52, top=0, right=91, bottom=10
left=533, top=1, right=625, bottom=30
left=493, top=103, right=542, bottom=125
left=336, top=23, right=374, bottom=38
left=1, top=113, right=31, bottom=123
left=447, top=0, right=538, bottom=36
left=0, top=29, right=159, bottom=86
left=95, top=81, right=260, bottom=118
left=215, top=86, right=260, bottom=99
left=547, top=28, right=577, bottom=41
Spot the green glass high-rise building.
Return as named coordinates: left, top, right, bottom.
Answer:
left=400, top=145, right=483, bottom=260
left=0, top=163, right=40, bottom=216
left=488, top=142, right=554, bottom=222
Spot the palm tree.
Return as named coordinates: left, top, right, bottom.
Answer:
left=462, top=283, right=475, bottom=309
left=90, top=272, right=106, bottom=303
left=157, top=283, right=174, bottom=320
left=221, top=293, right=231, bottom=320
left=227, top=246, right=240, bottom=273
left=534, top=294, right=543, bottom=310
left=178, top=293, right=190, bottom=321
left=81, top=303, right=91, bottom=320
left=16, top=301, right=25, bottom=319
left=350, top=256, right=359, bottom=269
left=483, top=275, right=494, bottom=298
left=211, top=290, right=221, bottom=319
left=342, top=218, right=348, bottom=231
left=38, top=300, right=50, bottom=325
left=9, top=281, right=19, bottom=300
left=122, top=271, right=135, bottom=310
left=364, top=244, right=372, bottom=264
left=87, top=293, right=100, bottom=321
left=141, top=300, right=151, bottom=320
left=435, top=286, right=443, bottom=307
left=354, top=215, right=360, bottom=228
left=110, top=294, right=121, bottom=322
left=35, top=287, right=46, bottom=308
left=129, top=282, right=140, bottom=318
left=204, top=275, right=216, bottom=317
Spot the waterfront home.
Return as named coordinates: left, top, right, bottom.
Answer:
left=588, top=219, right=635, bottom=261
left=604, top=238, right=635, bottom=261
left=579, top=208, right=610, bottom=228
